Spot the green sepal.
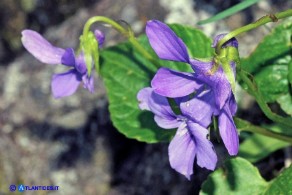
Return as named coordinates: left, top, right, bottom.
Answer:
left=217, top=46, right=240, bottom=92
left=88, top=31, right=100, bottom=74
left=79, top=31, right=100, bottom=76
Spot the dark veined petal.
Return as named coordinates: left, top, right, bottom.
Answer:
left=61, top=48, right=76, bottom=67
left=168, top=123, right=196, bottom=180
left=190, top=58, right=213, bottom=74
left=228, top=93, right=237, bottom=116
left=151, top=67, right=203, bottom=98
left=212, top=68, right=232, bottom=110
left=187, top=121, right=217, bottom=170
left=51, top=69, right=82, bottom=98
left=21, top=30, right=65, bottom=65
left=190, top=59, right=234, bottom=111
left=180, top=89, right=215, bottom=127
left=218, top=103, right=239, bottom=155
left=137, top=87, right=180, bottom=129
left=75, top=53, right=87, bottom=75
left=168, top=121, right=217, bottom=180
left=146, top=20, right=190, bottom=63
left=94, top=30, right=105, bottom=47
left=195, top=66, right=231, bottom=111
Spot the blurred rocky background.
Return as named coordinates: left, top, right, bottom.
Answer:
left=0, top=0, right=291, bottom=194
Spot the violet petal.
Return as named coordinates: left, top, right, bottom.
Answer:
left=82, top=74, right=94, bottom=93
left=218, top=103, right=239, bottom=155
left=75, top=53, right=87, bottom=75
left=212, top=33, right=238, bottom=48
left=187, top=121, right=217, bottom=170
left=154, top=115, right=181, bottom=129
left=94, top=30, right=105, bottom=47
left=151, top=67, right=203, bottom=98
left=137, top=87, right=180, bottom=129
left=51, top=69, right=82, bottom=98
left=180, top=90, right=214, bottom=127
left=168, top=123, right=196, bottom=180
left=146, top=20, right=190, bottom=63
left=213, top=69, right=232, bottom=110
left=21, top=30, right=65, bottom=65
left=61, top=48, right=76, bottom=67
left=190, top=59, right=213, bottom=74
left=137, top=87, right=152, bottom=111
left=229, top=93, right=237, bottom=116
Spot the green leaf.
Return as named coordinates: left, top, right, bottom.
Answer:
left=254, top=64, right=289, bottom=102
left=100, top=24, right=213, bottom=143
left=200, top=157, right=268, bottom=195
left=197, top=0, right=260, bottom=25
left=264, top=165, right=292, bottom=195
left=240, top=20, right=292, bottom=105
left=238, top=133, right=290, bottom=163
left=241, top=20, right=292, bottom=74
left=277, top=94, right=292, bottom=117
left=201, top=157, right=292, bottom=194
left=201, top=157, right=292, bottom=195
left=288, top=59, right=292, bottom=86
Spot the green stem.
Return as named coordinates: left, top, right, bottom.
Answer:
left=238, top=71, right=292, bottom=128
left=235, top=118, right=292, bottom=143
left=216, top=9, right=292, bottom=54
left=82, top=16, right=159, bottom=68
left=83, top=16, right=128, bottom=37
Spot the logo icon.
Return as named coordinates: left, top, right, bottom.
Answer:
left=18, top=185, right=25, bottom=192
left=9, top=185, right=16, bottom=192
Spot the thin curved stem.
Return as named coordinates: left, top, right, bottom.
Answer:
left=82, top=16, right=160, bottom=68
left=235, top=118, right=292, bottom=143
left=83, top=16, right=128, bottom=37
left=238, top=71, right=292, bottom=128
left=216, top=9, right=292, bottom=54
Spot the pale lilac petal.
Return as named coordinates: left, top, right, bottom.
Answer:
left=61, top=48, right=75, bottom=67
left=154, top=115, right=180, bottom=129
left=94, top=30, right=105, bottom=47
left=51, top=69, right=81, bottom=98
left=218, top=104, right=239, bottom=155
left=212, top=33, right=238, bottom=48
left=180, top=90, right=215, bottom=127
left=146, top=20, right=189, bottom=63
left=137, top=87, right=152, bottom=110
left=137, top=87, right=180, bottom=129
left=151, top=68, right=203, bottom=98
left=187, top=121, right=217, bottom=170
left=149, top=90, right=180, bottom=128
left=168, top=123, right=196, bottom=180
left=21, top=30, right=65, bottom=64
left=82, top=74, right=94, bottom=93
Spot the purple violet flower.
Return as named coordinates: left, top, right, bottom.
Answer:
left=138, top=87, right=217, bottom=180
left=145, top=20, right=239, bottom=155
left=21, top=29, right=104, bottom=98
